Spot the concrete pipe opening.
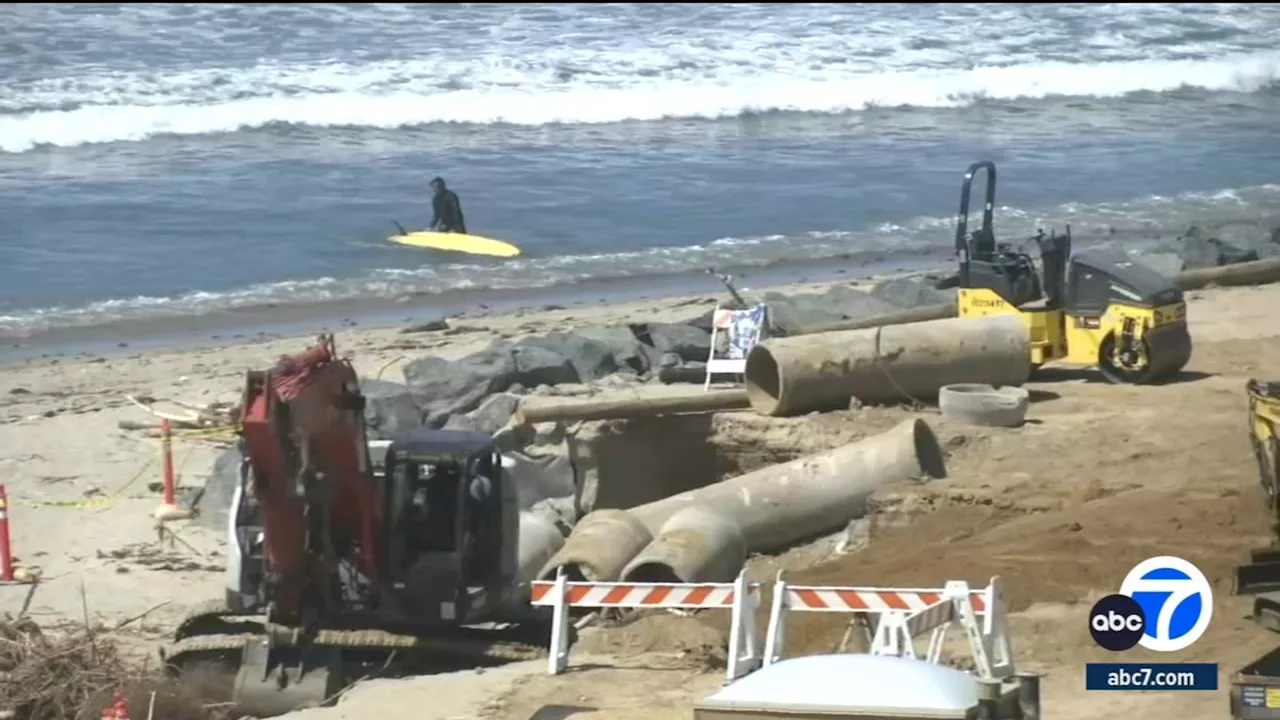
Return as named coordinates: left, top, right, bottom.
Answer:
left=623, top=562, right=682, bottom=584
left=910, top=417, right=947, bottom=481
left=537, top=509, right=654, bottom=582
left=621, top=507, right=747, bottom=584
left=744, top=345, right=783, bottom=416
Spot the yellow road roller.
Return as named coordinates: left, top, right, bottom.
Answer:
left=953, top=160, right=1192, bottom=383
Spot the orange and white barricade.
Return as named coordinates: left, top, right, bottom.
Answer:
left=760, top=575, right=1014, bottom=680
left=531, top=569, right=762, bottom=681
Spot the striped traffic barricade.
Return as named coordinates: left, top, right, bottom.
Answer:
left=531, top=569, right=762, bottom=680
left=762, top=575, right=1014, bottom=680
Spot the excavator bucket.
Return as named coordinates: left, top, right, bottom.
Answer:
left=231, top=641, right=343, bottom=718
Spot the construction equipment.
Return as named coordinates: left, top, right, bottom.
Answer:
left=161, top=335, right=547, bottom=717
left=953, top=160, right=1192, bottom=384
left=1233, top=380, right=1280, bottom=718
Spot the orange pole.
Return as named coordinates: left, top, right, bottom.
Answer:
left=161, top=419, right=176, bottom=506
left=0, top=484, right=12, bottom=582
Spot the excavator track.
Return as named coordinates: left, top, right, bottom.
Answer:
left=164, top=621, right=547, bottom=717
left=172, top=599, right=258, bottom=641
left=163, top=626, right=546, bottom=666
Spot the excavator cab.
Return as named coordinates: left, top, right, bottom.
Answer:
left=380, top=429, right=510, bottom=626
left=953, top=160, right=1192, bottom=384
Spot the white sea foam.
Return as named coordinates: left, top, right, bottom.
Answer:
left=2, top=0, right=1278, bottom=153
left=2, top=53, right=1276, bottom=154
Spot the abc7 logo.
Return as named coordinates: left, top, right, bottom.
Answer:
left=1089, top=556, right=1213, bottom=652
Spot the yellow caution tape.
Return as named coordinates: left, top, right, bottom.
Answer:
left=25, top=496, right=116, bottom=509
left=173, top=425, right=239, bottom=438
left=18, top=438, right=205, bottom=510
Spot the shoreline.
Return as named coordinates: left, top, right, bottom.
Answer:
left=0, top=248, right=953, bottom=367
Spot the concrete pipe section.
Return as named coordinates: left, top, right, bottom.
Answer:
left=744, top=313, right=1031, bottom=417
left=537, top=509, right=653, bottom=581
left=621, top=506, right=747, bottom=584
left=541, top=418, right=946, bottom=582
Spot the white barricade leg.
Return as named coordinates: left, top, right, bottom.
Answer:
left=946, top=581, right=994, bottom=679
left=925, top=622, right=950, bottom=664
left=897, top=617, right=917, bottom=660
left=705, top=308, right=722, bottom=390
left=726, top=571, right=761, bottom=681
left=981, top=576, right=1015, bottom=678
left=762, top=576, right=788, bottom=666
left=837, top=618, right=857, bottom=653
left=744, top=590, right=760, bottom=671
left=547, top=568, right=572, bottom=675
left=869, top=613, right=915, bottom=658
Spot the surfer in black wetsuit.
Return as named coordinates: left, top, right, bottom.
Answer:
left=429, top=177, right=467, bottom=234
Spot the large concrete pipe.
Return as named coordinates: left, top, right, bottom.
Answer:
left=631, top=418, right=945, bottom=554
left=1176, top=257, right=1280, bottom=291
left=621, top=506, right=746, bottom=584
left=537, top=509, right=653, bottom=581
left=516, top=511, right=566, bottom=586
left=794, top=302, right=956, bottom=336
left=745, top=313, right=1030, bottom=417
left=541, top=419, right=945, bottom=581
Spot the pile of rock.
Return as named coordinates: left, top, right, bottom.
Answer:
left=361, top=276, right=953, bottom=438
left=1138, top=217, right=1280, bottom=276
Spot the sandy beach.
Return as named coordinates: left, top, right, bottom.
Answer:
left=1, top=272, right=1278, bottom=719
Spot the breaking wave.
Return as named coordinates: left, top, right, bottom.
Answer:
left=2, top=53, right=1276, bottom=153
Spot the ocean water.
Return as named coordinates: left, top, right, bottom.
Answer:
left=1, top=3, right=1279, bottom=341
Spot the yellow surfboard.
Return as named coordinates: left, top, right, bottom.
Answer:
left=388, top=228, right=522, bottom=258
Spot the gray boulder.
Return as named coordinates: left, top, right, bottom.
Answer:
left=822, top=285, right=900, bottom=317
left=516, top=332, right=620, bottom=382
left=443, top=392, right=522, bottom=435
left=511, top=344, right=579, bottom=387
left=573, top=325, right=653, bottom=374
left=680, top=309, right=716, bottom=335
left=869, top=277, right=956, bottom=309
left=1133, top=252, right=1184, bottom=278
left=1177, top=225, right=1258, bottom=269
left=360, top=378, right=423, bottom=440
left=402, top=342, right=518, bottom=427
left=761, top=291, right=844, bottom=332
left=633, top=322, right=712, bottom=363
left=760, top=286, right=898, bottom=333
left=1212, top=218, right=1280, bottom=259
left=658, top=361, right=708, bottom=385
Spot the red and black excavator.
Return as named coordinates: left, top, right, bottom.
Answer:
left=162, top=335, right=545, bottom=717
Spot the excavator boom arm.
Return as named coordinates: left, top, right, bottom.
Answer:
left=237, top=334, right=381, bottom=624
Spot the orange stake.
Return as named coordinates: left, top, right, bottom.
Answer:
left=161, top=419, right=176, bottom=506
left=0, top=484, right=11, bottom=582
